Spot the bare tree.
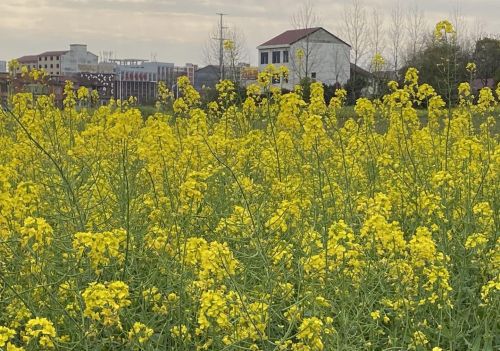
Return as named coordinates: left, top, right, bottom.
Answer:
left=405, top=1, right=427, bottom=63
left=202, top=24, right=248, bottom=81
left=389, top=0, right=404, bottom=78
left=342, top=0, right=368, bottom=100
left=290, top=0, right=321, bottom=30
left=470, top=17, right=486, bottom=44
left=368, top=7, right=385, bottom=67
left=366, top=7, right=386, bottom=98
left=289, top=0, right=321, bottom=80
left=450, top=2, right=477, bottom=55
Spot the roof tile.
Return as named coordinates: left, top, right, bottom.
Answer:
left=259, top=28, right=320, bottom=47
left=18, top=55, right=39, bottom=63
left=39, top=51, right=68, bottom=57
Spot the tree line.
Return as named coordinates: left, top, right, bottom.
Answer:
left=203, top=0, right=499, bottom=106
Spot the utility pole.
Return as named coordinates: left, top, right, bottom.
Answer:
left=216, top=13, right=227, bottom=80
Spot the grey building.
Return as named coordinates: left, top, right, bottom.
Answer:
left=194, top=64, right=257, bottom=93
left=194, top=65, right=220, bottom=91
left=0, top=61, right=6, bottom=73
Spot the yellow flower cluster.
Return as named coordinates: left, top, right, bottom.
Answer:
left=0, top=326, right=16, bottom=348
left=19, top=217, right=53, bottom=252
left=434, top=20, right=455, bottom=40
left=22, top=317, right=57, bottom=349
left=128, top=322, right=154, bottom=344
left=81, top=281, right=131, bottom=328
left=141, top=286, right=176, bottom=315
left=197, top=288, right=269, bottom=345
left=170, top=324, right=191, bottom=341
left=182, top=237, right=239, bottom=284
left=294, top=317, right=334, bottom=351
left=0, top=41, right=498, bottom=349
left=73, top=228, right=127, bottom=273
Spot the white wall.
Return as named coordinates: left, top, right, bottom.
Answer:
left=258, top=28, right=351, bottom=91
left=114, top=62, right=174, bottom=82
left=257, top=46, right=294, bottom=89
left=61, top=45, right=98, bottom=74
left=297, top=41, right=350, bottom=86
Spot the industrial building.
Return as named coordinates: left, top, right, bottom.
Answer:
left=110, top=59, right=197, bottom=104
left=9, top=44, right=199, bottom=105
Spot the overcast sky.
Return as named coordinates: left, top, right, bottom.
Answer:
left=0, top=0, right=499, bottom=66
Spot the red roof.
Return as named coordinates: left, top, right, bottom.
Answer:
left=18, top=55, right=38, bottom=63
left=258, top=27, right=351, bottom=48
left=39, top=51, right=68, bottom=57
left=259, top=28, right=319, bottom=47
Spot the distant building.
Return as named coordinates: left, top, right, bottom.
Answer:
left=240, top=66, right=259, bottom=84
left=194, top=64, right=258, bottom=92
left=257, top=27, right=351, bottom=90
left=194, top=65, right=220, bottom=91
left=0, top=61, right=6, bottom=73
left=37, top=50, right=67, bottom=76
left=3, top=71, right=117, bottom=107
left=110, top=59, right=175, bottom=104
left=0, top=72, right=9, bottom=105
left=109, top=59, right=198, bottom=104
left=7, top=46, right=115, bottom=106
left=48, top=73, right=115, bottom=105
left=183, top=63, right=197, bottom=85
left=15, top=44, right=98, bottom=76
left=350, top=63, right=374, bottom=98
left=17, top=55, right=38, bottom=71
left=12, top=45, right=200, bottom=105
left=472, top=78, right=495, bottom=92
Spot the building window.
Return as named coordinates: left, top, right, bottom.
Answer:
left=50, top=64, right=53, bottom=68
left=39, top=57, right=42, bottom=61
left=272, top=51, right=280, bottom=64
left=44, top=64, right=47, bottom=68
left=283, top=51, right=289, bottom=63
left=311, top=72, right=317, bottom=79
left=56, top=64, right=59, bottom=68
left=260, top=52, right=268, bottom=65
left=272, top=76, right=280, bottom=84
left=45, top=57, right=47, bottom=61
left=50, top=56, right=53, bottom=60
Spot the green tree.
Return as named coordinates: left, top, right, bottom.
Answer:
left=474, top=37, right=500, bottom=85
left=404, top=37, right=470, bottom=105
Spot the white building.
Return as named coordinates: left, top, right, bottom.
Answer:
left=0, top=60, right=6, bottom=73
left=107, top=59, right=176, bottom=104
left=109, top=59, right=175, bottom=83
left=17, top=44, right=98, bottom=76
left=257, top=27, right=351, bottom=90
left=59, top=44, right=98, bottom=75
